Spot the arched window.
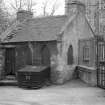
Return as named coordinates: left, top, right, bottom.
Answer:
left=67, top=45, right=73, bottom=65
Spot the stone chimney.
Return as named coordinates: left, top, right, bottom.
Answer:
left=17, top=10, right=33, bottom=22
left=65, top=0, right=86, bottom=16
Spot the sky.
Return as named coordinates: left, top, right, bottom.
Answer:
left=3, top=0, right=65, bottom=16
left=3, top=0, right=100, bottom=18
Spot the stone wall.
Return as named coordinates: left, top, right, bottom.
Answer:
left=78, top=38, right=96, bottom=67
left=77, top=66, right=97, bottom=86
left=52, top=3, right=94, bottom=84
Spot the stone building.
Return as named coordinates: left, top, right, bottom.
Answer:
left=55, top=1, right=96, bottom=84
left=0, top=0, right=96, bottom=85
left=0, top=11, right=66, bottom=81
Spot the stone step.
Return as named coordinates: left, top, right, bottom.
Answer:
left=0, top=80, right=18, bottom=86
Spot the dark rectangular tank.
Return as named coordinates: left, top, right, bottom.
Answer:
left=17, top=66, right=50, bottom=89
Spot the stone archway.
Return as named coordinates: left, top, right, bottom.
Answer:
left=41, top=45, right=50, bottom=66
left=67, top=45, right=73, bottom=65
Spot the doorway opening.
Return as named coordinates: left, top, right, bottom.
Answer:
left=67, top=45, right=73, bottom=65
left=5, top=48, right=15, bottom=76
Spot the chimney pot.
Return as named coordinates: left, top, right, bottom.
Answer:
left=65, top=0, right=86, bottom=16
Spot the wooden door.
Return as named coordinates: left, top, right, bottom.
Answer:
left=5, top=48, right=15, bottom=75
left=42, top=46, right=50, bottom=66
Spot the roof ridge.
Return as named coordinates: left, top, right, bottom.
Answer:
left=26, top=15, right=66, bottom=21
left=2, top=14, right=66, bottom=42
left=59, top=14, right=77, bottom=34
left=59, top=12, right=95, bottom=38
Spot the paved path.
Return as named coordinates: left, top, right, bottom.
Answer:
left=0, top=79, right=105, bottom=105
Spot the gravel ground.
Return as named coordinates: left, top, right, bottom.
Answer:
left=0, top=79, right=105, bottom=105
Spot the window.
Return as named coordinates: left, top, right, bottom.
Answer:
left=83, top=46, right=90, bottom=62
left=98, top=43, right=105, bottom=61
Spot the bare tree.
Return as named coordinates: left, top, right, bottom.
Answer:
left=10, top=0, right=36, bottom=12
left=10, top=0, right=23, bottom=11
left=50, top=0, right=59, bottom=16
left=42, top=0, right=59, bottom=16
left=26, top=0, right=36, bottom=11
left=0, top=0, right=11, bottom=34
left=42, top=0, right=48, bottom=16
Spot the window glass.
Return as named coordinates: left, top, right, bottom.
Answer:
left=83, top=46, right=90, bottom=62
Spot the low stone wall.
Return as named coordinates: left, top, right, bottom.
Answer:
left=77, top=65, right=97, bottom=86
left=51, top=65, right=76, bottom=84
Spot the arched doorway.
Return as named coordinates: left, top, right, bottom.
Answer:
left=41, top=45, right=50, bottom=66
left=67, top=45, right=73, bottom=65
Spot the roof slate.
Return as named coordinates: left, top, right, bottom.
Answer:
left=2, top=15, right=67, bottom=42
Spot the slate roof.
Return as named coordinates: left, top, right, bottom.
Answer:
left=1, top=15, right=67, bottom=43
left=0, top=21, right=20, bottom=41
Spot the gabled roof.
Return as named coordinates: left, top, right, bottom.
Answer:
left=60, top=12, right=95, bottom=39
left=1, top=15, right=67, bottom=43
